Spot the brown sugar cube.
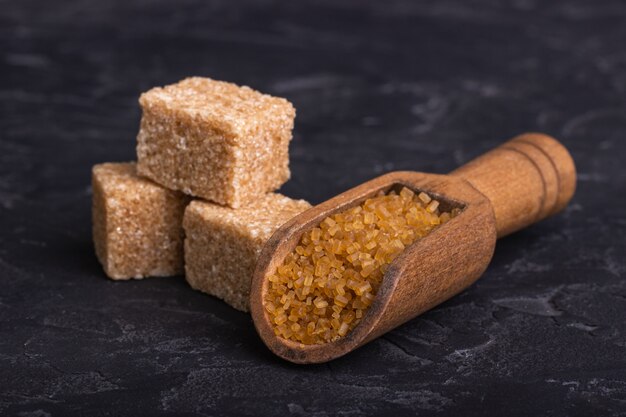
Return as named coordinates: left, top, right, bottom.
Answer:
left=183, top=194, right=311, bottom=312
left=136, top=77, right=296, bottom=208
left=92, top=162, right=190, bottom=280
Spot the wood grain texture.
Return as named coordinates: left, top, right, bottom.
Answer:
left=451, top=133, right=577, bottom=237
left=251, top=133, right=576, bottom=364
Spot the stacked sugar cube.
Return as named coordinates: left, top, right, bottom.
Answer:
left=92, top=77, right=311, bottom=311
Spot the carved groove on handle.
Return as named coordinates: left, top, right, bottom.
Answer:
left=501, top=144, right=552, bottom=221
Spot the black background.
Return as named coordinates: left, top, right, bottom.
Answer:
left=1, top=0, right=625, bottom=416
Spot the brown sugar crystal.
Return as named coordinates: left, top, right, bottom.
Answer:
left=264, top=187, right=461, bottom=344
left=92, top=163, right=190, bottom=280
left=136, top=77, right=296, bottom=208
left=183, top=194, right=311, bottom=312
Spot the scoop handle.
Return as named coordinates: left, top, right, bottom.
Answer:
left=449, top=133, right=576, bottom=237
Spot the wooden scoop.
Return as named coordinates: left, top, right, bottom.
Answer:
left=250, top=133, right=576, bottom=364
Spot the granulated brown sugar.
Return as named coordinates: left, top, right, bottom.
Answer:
left=264, top=187, right=460, bottom=344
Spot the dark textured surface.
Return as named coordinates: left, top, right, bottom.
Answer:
left=1, top=0, right=625, bottom=415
